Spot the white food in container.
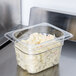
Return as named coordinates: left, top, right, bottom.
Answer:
left=5, top=23, right=73, bottom=73
left=15, top=33, right=62, bottom=73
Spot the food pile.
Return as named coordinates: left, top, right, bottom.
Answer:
left=15, top=33, right=62, bottom=73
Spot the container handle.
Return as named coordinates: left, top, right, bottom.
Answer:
left=63, top=31, right=73, bottom=40
left=4, top=31, right=17, bottom=42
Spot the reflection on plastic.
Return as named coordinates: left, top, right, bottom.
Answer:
left=17, top=65, right=59, bottom=76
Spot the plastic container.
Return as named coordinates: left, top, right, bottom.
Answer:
left=5, top=23, right=73, bottom=73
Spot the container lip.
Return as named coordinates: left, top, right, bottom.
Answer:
left=11, top=22, right=73, bottom=47
left=4, top=22, right=73, bottom=54
left=4, top=22, right=73, bottom=48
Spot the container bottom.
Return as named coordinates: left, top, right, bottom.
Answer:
left=17, top=63, right=59, bottom=74
left=15, top=45, right=62, bottom=74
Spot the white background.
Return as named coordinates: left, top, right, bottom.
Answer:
left=22, top=0, right=76, bottom=25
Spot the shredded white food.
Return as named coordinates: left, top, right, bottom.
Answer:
left=15, top=33, right=62, bottom=73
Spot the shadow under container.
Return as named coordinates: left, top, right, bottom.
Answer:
left=5, top=23, right=73, bottom=73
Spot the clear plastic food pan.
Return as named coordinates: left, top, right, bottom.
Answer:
left=5, top=23, right=73, bottom=73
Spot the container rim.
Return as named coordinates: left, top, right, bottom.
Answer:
left=5, top=23, right=73, bottom=47
left=11, top=23, right=73, bottom=47
left=5, top=23, right=73, bottom=54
